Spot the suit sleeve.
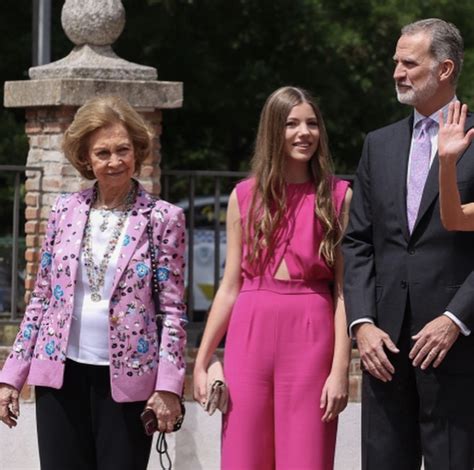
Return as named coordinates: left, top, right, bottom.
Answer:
left=446, top=273, right=474, bottom=331
left=342, top=133, right=378, bottom=328
left=152, top=205, right=187, bottom=395
left=0, top=195, right=63, bottom=390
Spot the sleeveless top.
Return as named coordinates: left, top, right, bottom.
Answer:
left=235, top=177, right=350, bottom=282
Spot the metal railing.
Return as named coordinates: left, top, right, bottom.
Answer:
left=0, top=165, right=43, bottom=322
left=162, top=170, right=247, bottom=321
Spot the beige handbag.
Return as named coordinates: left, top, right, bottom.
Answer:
left=204, top=355, right=228, bottom=415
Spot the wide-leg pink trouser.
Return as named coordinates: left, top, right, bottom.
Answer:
left=222, top=277, right=337, bottom=470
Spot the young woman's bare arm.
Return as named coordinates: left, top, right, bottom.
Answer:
left=193, top=189, right=243, bottom=403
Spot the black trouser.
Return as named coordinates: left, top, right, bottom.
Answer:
left=361, top=307, right=474, bottom=470
left=36, top=359, right=152, bottom=470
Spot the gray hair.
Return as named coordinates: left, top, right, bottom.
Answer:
left=402, top=18, right=464, bottom=84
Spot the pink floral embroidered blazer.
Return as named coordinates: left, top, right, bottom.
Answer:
left=0, top=183, right=187, bottom=402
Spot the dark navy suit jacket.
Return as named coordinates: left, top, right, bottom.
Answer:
left=343, top=112, right=474, bottom=377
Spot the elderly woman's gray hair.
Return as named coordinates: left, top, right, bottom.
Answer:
left=63, top=95, right=154, bottom=180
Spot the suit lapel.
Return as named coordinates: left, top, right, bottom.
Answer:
left=413, top=113, right=474, bottom=233
left=109, top=186, right=155, bottom=296
left=61, top=188, right=93, bottom=295
left=390, top=115, right=414, bottom=243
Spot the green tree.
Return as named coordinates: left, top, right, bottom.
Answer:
left=117, top=0, right=474, bottom=173
left=2, top=0, right=474, bottom=179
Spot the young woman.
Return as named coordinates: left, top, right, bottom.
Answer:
left=193, top=86, right=352, bottom=469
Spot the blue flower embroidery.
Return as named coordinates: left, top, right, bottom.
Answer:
left=23, top=324, right=34, bottom=340
left=123, top=235, right=130, bottom=246
left=41, top=252, right=52, bottom=269
left=53, top=285, right=64, bottom=300
left=137, top=337, right=149, bottom=354
left=45, top=340, right=55, bottom=356
left=157, top=267, right=170, bottom=282
left=136, top=262, right=149, bottom=278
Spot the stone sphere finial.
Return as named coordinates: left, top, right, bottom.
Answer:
left=61, top=0, right=126, bottom=46
left=29, top=0, right=157, bottom=80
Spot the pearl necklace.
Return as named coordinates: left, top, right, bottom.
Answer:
left=82, top=181, right=137, bottom=302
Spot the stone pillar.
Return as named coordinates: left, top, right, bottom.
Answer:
left=3, top=0, right=182, bottom=301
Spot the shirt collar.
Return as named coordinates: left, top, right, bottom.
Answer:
left=413, top=96, right=457, bottom=129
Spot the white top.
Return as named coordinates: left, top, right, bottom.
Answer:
left=66, top=209, right=129, bottom=365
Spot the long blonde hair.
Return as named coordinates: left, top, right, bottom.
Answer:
left=246, top=86, right=340, bottom=270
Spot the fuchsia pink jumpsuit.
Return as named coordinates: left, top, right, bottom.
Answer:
left=222, top=177, right=349, bottom=470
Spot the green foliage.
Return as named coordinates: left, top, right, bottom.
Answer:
left=0, top=112, right=28, bottom=165
left=2, top=0, right=474, bottom=181
left=115, top=0, right=474, bottom=174
left=0, top=110, right=28, bottom=235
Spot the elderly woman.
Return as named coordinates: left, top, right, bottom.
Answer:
left=0, top=96, right=187, bottom=469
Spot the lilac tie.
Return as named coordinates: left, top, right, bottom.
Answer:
left=407, top=117, right=435, bottom=233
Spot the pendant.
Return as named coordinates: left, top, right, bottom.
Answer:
left=91, top=292, right=101, bottom=302
left=99, top=211, right=110, bottom=232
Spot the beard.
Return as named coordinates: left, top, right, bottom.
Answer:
left=395, top=68, right=439, bottom=107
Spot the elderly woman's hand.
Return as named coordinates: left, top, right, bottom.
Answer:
left=0, top=383, right=19, bottom=428
left=145, top=391, right=182, bottom=433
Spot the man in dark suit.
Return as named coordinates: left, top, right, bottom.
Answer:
left=343, top=18, right=474, bottom=469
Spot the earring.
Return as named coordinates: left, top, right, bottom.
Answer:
left=86, top=163, right=92, bottom=171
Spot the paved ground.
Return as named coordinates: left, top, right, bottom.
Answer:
left=0, top=402, right=361, bottom=469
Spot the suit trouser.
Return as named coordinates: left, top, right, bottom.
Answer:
left=361, top=309, right=474, bottom=470
left=35, top=359, right=152, bottom=470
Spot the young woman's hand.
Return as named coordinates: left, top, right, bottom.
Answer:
left=193, top=366, right=208, bottom=407
left=320, top=369, right=349, bottom=422
left=0, top=383, right=19, bottom=428
left=438, top=101, right=474, bottom=163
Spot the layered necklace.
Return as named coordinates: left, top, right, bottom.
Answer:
left=82, top=181, right=137, bottom=302
left=97, top=206, right=121, bottom=233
